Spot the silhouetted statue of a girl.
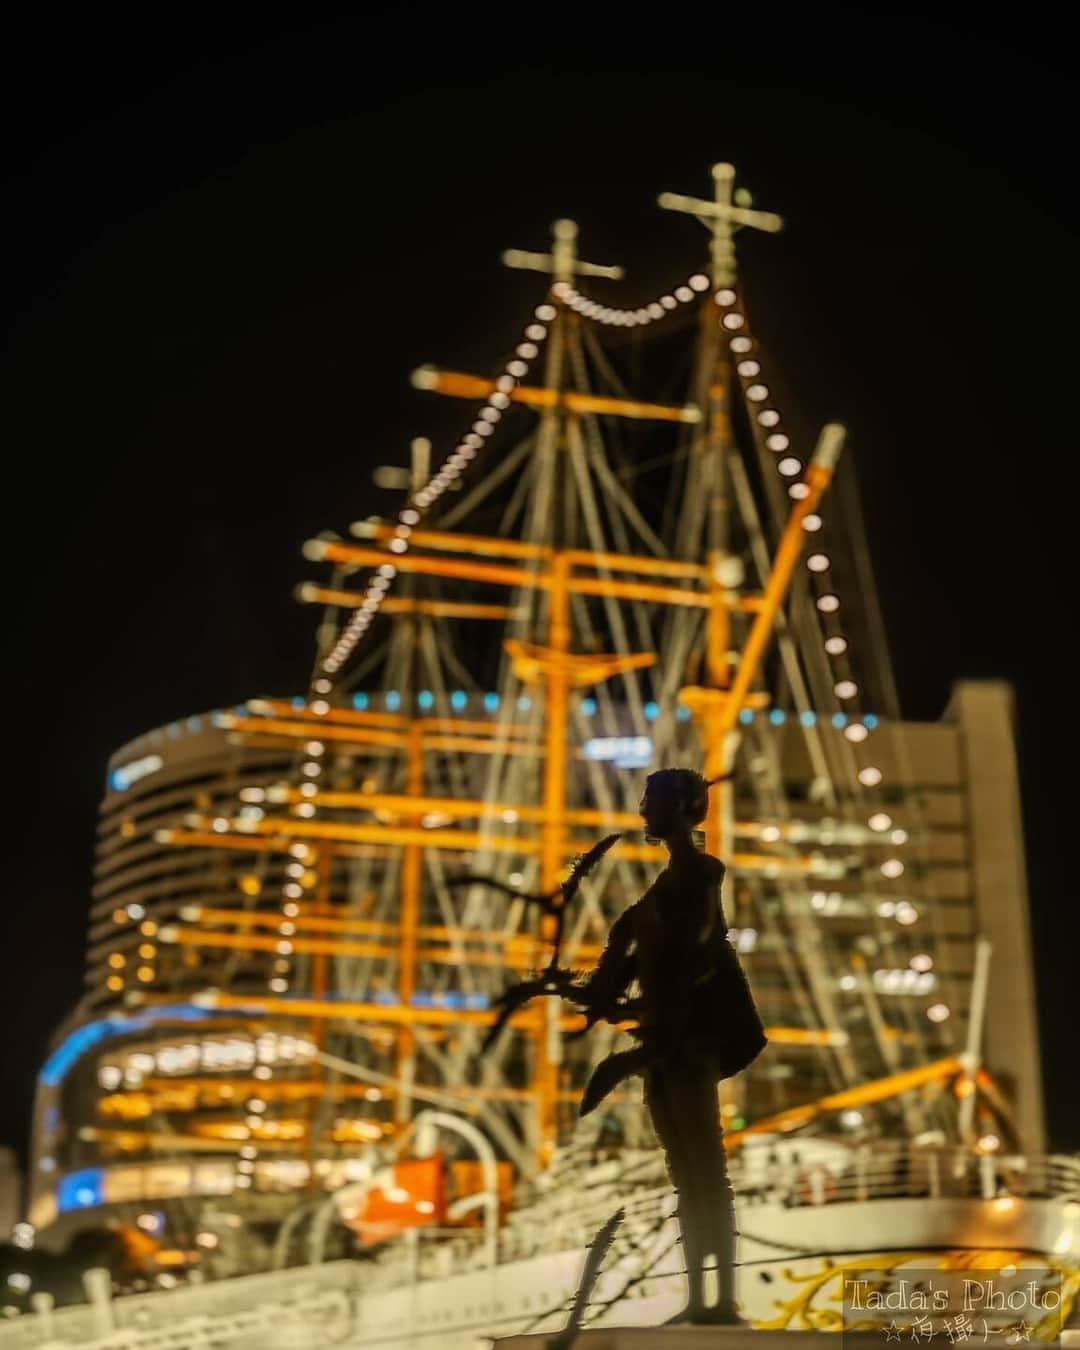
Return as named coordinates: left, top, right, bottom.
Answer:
left=578, top=768, right=767, bottom=1325
left=458, top=767, right=766, bottom=1328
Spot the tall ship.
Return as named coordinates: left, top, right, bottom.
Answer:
left=8, top=165, right=1077, bottom=1348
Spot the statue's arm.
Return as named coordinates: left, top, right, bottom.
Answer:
left=575, top=907, right=636, bottom=1018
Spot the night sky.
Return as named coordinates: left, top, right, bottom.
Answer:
left=3, top=24, right=1077, bottom=1169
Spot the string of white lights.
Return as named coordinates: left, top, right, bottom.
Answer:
left=267, top=301, right=559, bottom=1002
left=551, top=272, right=712, bottom=325
left=714, top=289, right=946, bottom=1019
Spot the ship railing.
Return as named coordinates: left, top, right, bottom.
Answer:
left=738, top=1148, right=1080, bottom=1209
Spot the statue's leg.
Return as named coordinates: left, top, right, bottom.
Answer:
left=644, top=1065, right=706, bottom=1320
left=678, top=1067, right=740, bottom=1323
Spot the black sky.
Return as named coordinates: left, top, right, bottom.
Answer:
left=2, top=23, right=1077, bottom=1165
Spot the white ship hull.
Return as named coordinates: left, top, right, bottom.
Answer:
left=4, top=1172, right=1076, bottom=1349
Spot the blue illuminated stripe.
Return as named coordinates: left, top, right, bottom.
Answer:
left=40, top=1006, right=214, bottom=1087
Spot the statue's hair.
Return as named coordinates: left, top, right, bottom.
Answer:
left=643, top=767, right=714, bottom=827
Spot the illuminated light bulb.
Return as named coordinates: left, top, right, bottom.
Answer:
left=926, top=1002, right=950, bottom=1023
left=890, top=828, right=908, bottom=845
left=715, top=288, right=736, bottom=305
left=279, top=922, right=296, bottom=937
left=858, top=766, right=883, bottom=787
left=270, top=978, right=288, bottom=993
left=507, top=359, right=528, bottom=377
left=127, top=903, right=146, bottom=921
left=302, top=762, right=322, bottom=779
left=838, top=974, right=858, bottom=991
left=834, top=680, right=857, bottom=699
left=777, top=457, right=802, bottom=477
left=789, top=483, right=810, bottom=500
left=760, top=825, right=781, bottom=843
left=299, top=782, right=317, bottom=798
left=660, top=295, right=678, bottom=310
left=977, top=1133, right=1001, bottom=1153
left=276, top=940, right=293, bottom=956
left=282, top=903, right=300, bottom=920
left=137, top=965, right=154, bottom=982
left=234, top=1173, right=252, bottom=1189
left=388, top=538, right=408, bottom=555
left=689, top=274, right=711, bottom=292
left=845, top=723, right=869, bottom=743
left=518, top=341, right=540, bottom=359
left=107, top=975, right=124, bottom=992
left=313, top=678, right=332, bottom=695
left=824, top=636, right=848, bottom=655
left=647, top=302, right=665, bottom=320
left=802, top=513, right=823, bottom=532
left=490, top=393, right=511, bottom=412
left=746, top=383, right=769, bottom=402
left=675, top=285, right=694, bottom=303
left=108, top=952, right=125, bottom=968
left=399, top=509, right=420, bottom=527
left=729, top=336, right=752, bottom=353
left=138, top=943, right=155, bottom=959
left=296, top=803, right=316, bottom=818
left=840, top=1109, right=864, bottom=1129
left=722, top=312, right=745, bottom=330
left=737, top=359, right=761, bottom=377
left=212, top=817, right=230, bottom=834
left=536, top=303, right=557, bottom=320
left=877, top=900, right=896, bottom=917
left=473, top=422, right=494, bottom=437
left=479, top=406, right=500, bottom=424
left=635, top=308, right=651, bottom=323
left=882, top=859, right=906, bottom=880
left=868, top=812, right=892, bottom=832
left=817, top=594, right=840, bottom=613
left=525, top=323, right=546, bottom=340
left=910, top=953, right=933, bottom=973
left=247, top=1097, right=267, bottom=1113
left=766, top=432, right=791, bottom=453
left=311, top=699, right=330, bottom=715
left=112, top=908, right=126, bottom=924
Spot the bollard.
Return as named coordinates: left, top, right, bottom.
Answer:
left=30, top=1291, right=55, bottom=1338
left=82, top=1267, right=115, bottom=1337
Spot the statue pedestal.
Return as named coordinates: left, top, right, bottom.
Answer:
left=495, top=1330, right=892, bottom=1348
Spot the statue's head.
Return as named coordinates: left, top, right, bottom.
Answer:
left=639, top=768, right=709, bottom=841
